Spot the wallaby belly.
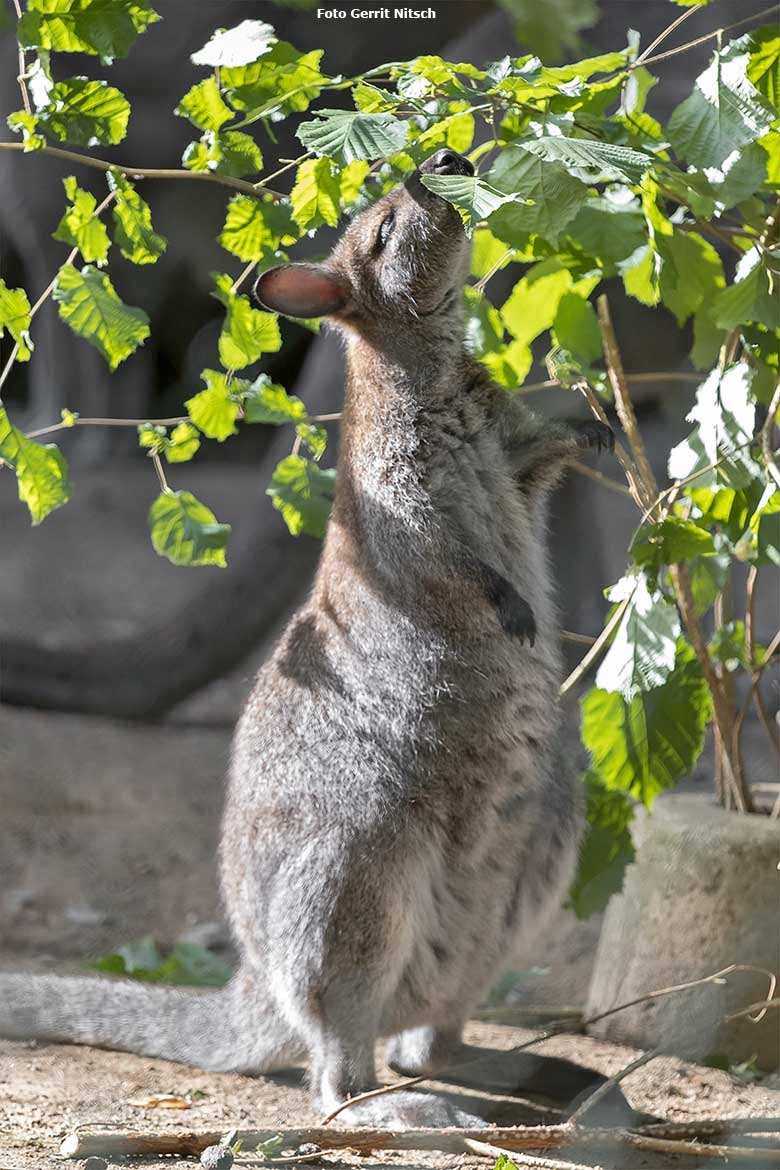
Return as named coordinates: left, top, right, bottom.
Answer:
left=224, top=586, right=581, bottom=1035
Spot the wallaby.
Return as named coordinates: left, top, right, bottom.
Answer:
left=0, top=150, right=618, bottom=1129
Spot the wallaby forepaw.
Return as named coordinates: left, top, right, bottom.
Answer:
left=497, top=588, right=537, bottom=646
left=336, top=1089, right=487, bottom=1130
left=575, top=420, right=614, bottom=454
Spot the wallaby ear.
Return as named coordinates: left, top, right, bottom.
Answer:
left=253, top=264, right=350, bottom=319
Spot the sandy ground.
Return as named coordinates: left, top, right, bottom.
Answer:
left=3, top=1019, right=780, bottom=1170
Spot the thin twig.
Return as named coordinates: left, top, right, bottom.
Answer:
left=572, top=461, right=633, bottom=497
left=0, top=141, right=282, bottom=201
left=559, top=598, right=629, bottom=696
left=150, top=451, right=169, bottom=493
left=596, top=296, right=658, bottom=506
left=561, top=630, right=596, bottom=647
left=231, top=260, right=258, bottom=295
left=567, top=1048, right=660, bottom=1125
left=635, top=6, right=699, bottom=65
left=629, top=5, right=780, bottom=69
left=10, top=0, right=32, bottom=116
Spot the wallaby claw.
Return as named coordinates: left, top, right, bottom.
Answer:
left=575, top=420, right=615, bottom=454
left=497, top=589, right=537, bottom=645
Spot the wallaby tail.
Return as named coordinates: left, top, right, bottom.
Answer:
left=0, top=965, right=302, bottom=1073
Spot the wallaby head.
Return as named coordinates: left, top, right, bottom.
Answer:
left=254, top=150, right=474, bottom=340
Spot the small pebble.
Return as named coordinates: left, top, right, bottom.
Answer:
left=79, top=1159, right=108, bottom=1170
left=200, top=1144, right=234, bottom=1170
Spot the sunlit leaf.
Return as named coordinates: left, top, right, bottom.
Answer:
left=52, top=175, right=111, bottom=264
left=175, top=76, right=234, bottom=132
left=148, top=489, right=230, bottom=567
left=583, top=642, right=712, bottom=807
left=53, top=263, right=150, bottom=369
left=191, top=19, right=276, bottom=68
left=297, top=109, right=409, bottom=164
left=0, top=404, right=71, bottom=524
left=107, top=171, right=166, bottom=264
left=18, top=0, right=160, bottom=64
left=39, top=77, right=131, bottom=146
left=0, top=280, right=33, bottom=361
left=267, top=454, right=335, bottom=537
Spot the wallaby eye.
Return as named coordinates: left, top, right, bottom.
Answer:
left=376, top=209, right=396, bottom=252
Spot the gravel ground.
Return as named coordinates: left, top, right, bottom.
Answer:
left=2, top=1019, right=780, bottom=1170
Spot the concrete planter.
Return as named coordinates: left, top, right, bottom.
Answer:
left=586, top=793, right=780, bottom=1070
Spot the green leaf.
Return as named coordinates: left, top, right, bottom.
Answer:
left=107, top=171, right=166, bottom=264
left=709, top=620, right=748, bottom=672
left=747, top=26, right=780, bottom=109
left=222, top=43, right=326, bottom=118
left=464, top=286, right=505, bottom=362
left=52, top=175, right=111, bottom=264
left=39, top=77, right=131, bottom=146
left=183, top=130, right=263, bottom=179
left=165, top=421, right=200, bottom=464
left=668, top=42, right=773, bottom=168
left=706, top=143, right=768, bottom=210
left=0, top=404, right=71, bottom=524
left=18, top=0, right=160, bottom=63
left=517, top=137, right=653, bottom=182
left=153, top=943, right=232, bottom=987
left=565, top=199, right=646, bottom=275
left=420, top=175, right=517, bottom=232
left=487, top=147, right=587, bottom=247
left=244, top=376, right=307, bottom=425
left=175, top=76, right=234, bottom=132
left=53, top=263, right=150, bottom=370
left=93, top=935, right=162, bottom=977
left=568, top=771, right=635, bottom=919
left=417, top=111, right=475, bottom=156
left=711, top=251, right=780, bottom=331
left=583, top=642, right=712, bottom=807
left=148, top=489, right=230, bottom=567
left=0, top=280, right=33, bottom=361
left=185, top=368, right=242, bottom=441
left=657, top=229, right=725, bottom=327
left=595, top=573, right=681, bottom=698
left=191, top=19, right=276, bottom=68
left=290, top=157, right=340, bottom=231
left=618, top=244, right=660, bottom=307
left=668, top=364, right=760, bottom=490
left=219, top=195, right=295, bottom=262
left=501, top=258, right=599, bottom=348
left=552, top=291, right=601, bottom=365
left=93, top=937, right=231, bottom=986
left=267, top=454, right=335, bottom=538
left=631, top=517, right=716, bottom=580
left=7, top=109, right=45, bottom=152
left=420, top=173, right=517, bottom=234
left=751, top=489, right=780, bottom=567
left=212, top=273, right=281, bottom=370
left=297, top=109, right=409, bottom=164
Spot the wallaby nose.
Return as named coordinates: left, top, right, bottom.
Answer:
left=420, top=150, right=475, bottom=178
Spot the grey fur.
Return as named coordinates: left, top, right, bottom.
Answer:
left=0, top=152, right=610, bottom=1129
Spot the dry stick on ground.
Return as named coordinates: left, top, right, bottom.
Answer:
left=463, top=1139, right=604, bottom=1170
left=60, top=1120, right=780, bottom=1163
